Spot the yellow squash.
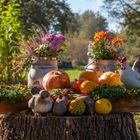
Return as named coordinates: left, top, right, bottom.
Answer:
left=80, top=80, right=97, bottom=95
left=79, top=71, right=99, bottom=84
left=95, top=98, right=112, bottom=115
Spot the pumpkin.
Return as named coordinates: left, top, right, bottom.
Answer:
left=95, top=98, right=112, bottom=115
left=99, top=71, right=121, bottom=86
left=80, top=80, right=97, bottom=95
left=79, top=71, right=99, bottom=84
left=68, top=99, right=86, bottom=115
left=42, top=70, right=70, bottom=91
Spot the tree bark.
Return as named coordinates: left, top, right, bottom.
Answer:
left=0, top=113, right=139, bottom=140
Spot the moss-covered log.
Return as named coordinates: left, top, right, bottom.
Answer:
left=0, top=113, right=139, bottom=140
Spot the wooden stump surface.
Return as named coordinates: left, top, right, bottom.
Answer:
left=0, top=113, right=139, bottom=140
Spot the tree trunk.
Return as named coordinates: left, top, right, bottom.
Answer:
left=0, top=113, right=139, bottom=140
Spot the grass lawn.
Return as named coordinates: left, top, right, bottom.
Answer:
left=60, top=67, right=85, bottom=81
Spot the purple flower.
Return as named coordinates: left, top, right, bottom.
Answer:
left=51, top=34, right=65, bottom=51
left=41, top=34, right=65, bottom=51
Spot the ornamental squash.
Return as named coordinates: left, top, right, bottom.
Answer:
left=76, top=95, right=94, bottom=115
left=68, top=99, right=86, bottom=115
left=99, top=71, right=121, bottom=86
left=42, top=70, right=70, bottom=91
left=79, top=71, right=99, bottom=84
left=80, top=80, right=97, bottom=95
left=95, top=98, right=112, bottom=115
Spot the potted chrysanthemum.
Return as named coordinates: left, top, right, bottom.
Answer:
left=0, top=84, right=31, bottom=113
left=86, top=31, right=125, bottom=75
left=19, top=27, right=66, bottom=88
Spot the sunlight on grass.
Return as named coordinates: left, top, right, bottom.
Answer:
left=61, top=68, right=84, bottom=81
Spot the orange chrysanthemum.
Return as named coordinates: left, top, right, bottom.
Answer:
left=112, top=38, right=125, bottom=46
left=94, top=31, right=112, bottom=44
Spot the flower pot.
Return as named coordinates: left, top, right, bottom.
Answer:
left=0, top=101, right=28, bottom=113
left=112, top=95, right=140, bottom=112
left=86, top=59, right=118, bottom=76
left=28, top=58, right=58, bottom=88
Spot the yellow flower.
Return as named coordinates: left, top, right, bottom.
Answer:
left=94, top=31, right=111, bottom=44
left=112, top=37, right=125, bottom=46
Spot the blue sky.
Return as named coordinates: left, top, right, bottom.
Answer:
left=66, top=0, right=119, bottom=31
left=66, top=0, right=103, bottom=14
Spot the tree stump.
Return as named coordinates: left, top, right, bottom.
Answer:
left=0, top=113, right=139, bottom=140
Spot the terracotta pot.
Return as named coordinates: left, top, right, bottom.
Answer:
left=86, top=59, right=118, bottom=76
left=112, top=95, right=140, bottom=112
left=0, top=100, right=28, bottom=114
left=28, top=58, right=58, bottom=88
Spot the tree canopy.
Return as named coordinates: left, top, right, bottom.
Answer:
left=64, top=10, right=108, bottom=65
left=79, top=10, right=108, bottom=39
left=103, top=0, right=140, bottom=61
left=103, top=0, right=140, bottom=29
left=19, top=0, right=76, bottom=33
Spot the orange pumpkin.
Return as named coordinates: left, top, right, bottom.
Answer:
left=99, top=71, right=121, bottom=86
left=79, top=71, right=99, bottom=84
left=42, top=70, right=70, bottom=91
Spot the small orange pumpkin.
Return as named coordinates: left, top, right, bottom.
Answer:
left=80, top=80, right=97, bottom=95
left=99, top=71, right=121, bottom=86
left=79, top=71, right=99, bottom=84
left=42, top=70, right=70, bottom=91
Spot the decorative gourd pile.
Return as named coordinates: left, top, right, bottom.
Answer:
left=28, top=70, right=140, bottom=116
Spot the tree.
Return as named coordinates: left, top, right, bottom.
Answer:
left=19, top=0, right=76, bottom=33
left=0, top=0, right=29, bottom=83
left=103, top=0, right=140, bottom=29
left=103, top=0, right=140, bottom=62
left=79, top=10, right=108, bottom=39
left=63, top=10, right=108, bottom=65
left=64, top=33, right=89, bottom=66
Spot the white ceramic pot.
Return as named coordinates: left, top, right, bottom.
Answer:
left=28, top=58, right=58, bottom=88
left=86, top=59, right=118, bottom=76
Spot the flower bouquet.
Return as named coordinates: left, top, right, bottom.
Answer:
left=20, top=27, right=66, bottom=65
left=87, top=31, right=125, bottom=60
left=86, top=31, right=125, bottom=74
left=18, top=27, right=67, bottom=88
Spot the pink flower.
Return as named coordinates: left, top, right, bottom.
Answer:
left=42, top=34, right=55, bottom=43
left=51, top=34, right=65, bottom=51
left=41, top=33, right=65, bottom=51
